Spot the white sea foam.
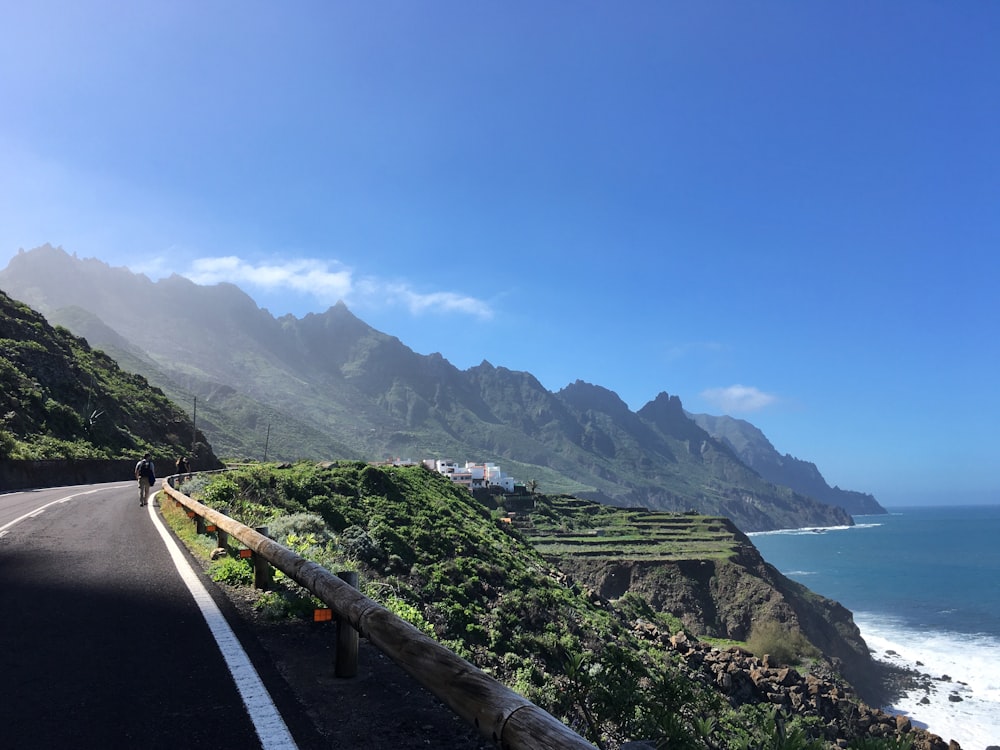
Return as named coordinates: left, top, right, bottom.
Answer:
left=748, top=522, right=882, bottom=537
left=856, top=613, right=1000, bottom=750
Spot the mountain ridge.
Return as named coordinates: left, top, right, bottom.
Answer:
left=0, top=245, right=877, bottom=530
left=688, top=412, right=886, bottom=516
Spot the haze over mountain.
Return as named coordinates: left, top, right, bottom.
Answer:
left=0, top=285, right=216, bottom=469
left=688, top=413, right=885, bottom=517
left=0, top=245, right=881, bottom=531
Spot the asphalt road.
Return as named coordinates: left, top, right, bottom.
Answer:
left=0, top=481, right=322, bottom=749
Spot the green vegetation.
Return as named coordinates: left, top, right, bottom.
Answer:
left=519, top=494, right=743, bottom=562
left=0, top=290, right=207, bottom=464
left=176, top=462, right=907, bottom=749
left=746, top=621, right=821, bottom=668
left=209, top=556, right=255, bottom=586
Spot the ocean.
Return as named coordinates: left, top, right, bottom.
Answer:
left=749, top=504, right=1000, bottom=750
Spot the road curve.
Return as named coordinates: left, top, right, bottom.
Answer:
left=0, top=482, right=322, bottom=748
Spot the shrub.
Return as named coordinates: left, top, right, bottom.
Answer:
left=253, top=591, right=288, bottom=619
left=381, top=595, right=436, bottom=637
left=208, top=556, right=254, bottom=586
left=849, top=737, right=914, bottom=750
left=253, top=589, right=319, bottom=620
left=201, top=474, right=276, bottom=528
left=202, top=476, right=240, bottom=507
left=177, top=472, right=213, bottom=499
left=269, top=512, right=333, bottom=545
left=746, top=621, right=819, bottom=666
left=722, top=705, right=825, bottom=750
left=339, top=525, right=385, bottom=566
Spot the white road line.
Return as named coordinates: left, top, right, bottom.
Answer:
left=146, top=496, right=298, bottom=750
left=0, top=489, right=99, bottom=534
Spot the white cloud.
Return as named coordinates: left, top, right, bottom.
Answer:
left=181, top=255, right=493, bottom=320
left=390, top=285, right=494, bottom=320
left=664, top=341, right=725, bottom=362
left=186, top=256, right=353, bottom=301
left=700, top=384, right=778, bottom=414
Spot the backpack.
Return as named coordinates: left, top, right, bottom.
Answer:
left=137, top=459, right=153, bottom=481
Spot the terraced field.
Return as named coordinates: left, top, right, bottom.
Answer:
left=510, top=494, right=745, bottom=562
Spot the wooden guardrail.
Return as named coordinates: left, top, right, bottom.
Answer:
left=161, top=477, right=595, bottom=750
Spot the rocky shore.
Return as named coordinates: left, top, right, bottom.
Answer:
left=637, top=624, right=960, bottom=750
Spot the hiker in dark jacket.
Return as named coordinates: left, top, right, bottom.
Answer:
left=135, top=453, right=156, bottom=507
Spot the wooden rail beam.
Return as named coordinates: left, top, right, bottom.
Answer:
left=161, top=477, right=594, bottom=750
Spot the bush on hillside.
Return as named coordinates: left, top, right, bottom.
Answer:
left=268, top=512, right=333, bottom=545
left=746, top=621, right=819, bottom=666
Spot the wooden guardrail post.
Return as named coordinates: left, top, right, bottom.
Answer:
left=335, top=571, right=360, bottom=677
left=195, top=515, right=206, bottom=534
left=252, top=526, right=272, bottom=589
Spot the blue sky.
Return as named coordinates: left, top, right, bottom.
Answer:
left=1, top=2, right=997, bottom=506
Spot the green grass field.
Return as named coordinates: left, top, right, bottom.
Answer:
left=513, top=495, right=743, bottom=562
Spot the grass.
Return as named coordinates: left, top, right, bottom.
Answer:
left=158, top=486, right=324, bottom=618
left=158, top=491, right=220, bottom=559
left=514, top=495, right=744, bottom=563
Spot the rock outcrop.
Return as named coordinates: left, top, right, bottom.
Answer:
left=557, top=518, right=883, bottom=703
left=637, top=626, right=957, bottom=750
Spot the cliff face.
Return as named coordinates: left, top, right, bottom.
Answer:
left=552, top=521, right=881, bottom=702
left=688, top=412, right=886, bottom=516
left=652, top=632, right=950, bottom=750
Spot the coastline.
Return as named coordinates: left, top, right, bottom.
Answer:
left=748, top=509, right=1000, bottom=749
left=859, top=614, right=999, bottom=750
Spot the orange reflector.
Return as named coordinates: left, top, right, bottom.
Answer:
left=206, top=525, right=216, bottom=532
left=239, top=549, right=253, bottom=558
left=186, top=511, right=195, bottom=518
left=314, top=608, right=333, bottom=622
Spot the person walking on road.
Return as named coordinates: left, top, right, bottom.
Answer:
left=135, top=453, right=156, bottom=506
left=175, top=455, right=190, bottom=481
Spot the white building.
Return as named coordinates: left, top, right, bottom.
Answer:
left=424, top=459, right=516, bottom=493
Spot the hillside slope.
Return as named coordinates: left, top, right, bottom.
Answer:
left=0, top=288, right=218, bottom=468
left=186, top=462, right=945, bottom=750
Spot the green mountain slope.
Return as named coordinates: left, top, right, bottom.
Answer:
left=186, top=462, right=929, bottom=748
left=0, top=245, right=866, bottom=531
left=0, top=289, right=217, bottom=467
left=47, top=302, right=359, bottom=463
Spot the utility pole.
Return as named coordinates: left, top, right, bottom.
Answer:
left=192, top=396, right=197, bottom=458
left=263, top=422, right=270, bottom=462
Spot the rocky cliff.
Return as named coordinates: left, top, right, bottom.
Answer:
left=521, top=498, right=883, bottom=704
left=556, top=537, right=881, bottom=702
left=649, top=630, right=953, bottom=750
